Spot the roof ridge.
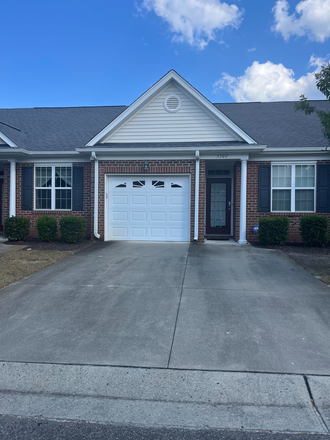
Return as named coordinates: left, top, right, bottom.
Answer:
left=0, top=120, right=21, bottom=132
left=214, top=99, right=328, bottom=104
left=32, top=105, right=128, bottom=109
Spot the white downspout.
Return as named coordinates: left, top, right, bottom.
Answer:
left=194, top=151, right=200, bottom=241
left=91, top=152, right=101, bottom=239
left=9, top=161, right=16, bottom=217
left=238, top=159, right=247, bottom=244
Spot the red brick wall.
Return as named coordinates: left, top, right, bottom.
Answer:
left=245, top=160, right=330, bottom=243
left=12, top=163, right=92, bottom=239
left=96, top=159, right=204, bottom=242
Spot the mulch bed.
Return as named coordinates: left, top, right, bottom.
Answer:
left=250, top=241, right=330, bottom=255
left=4, top=239, right=94, bottom=252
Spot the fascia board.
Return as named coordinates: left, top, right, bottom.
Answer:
left=263, top=148, right=329, bottom=152
left=85, top=70, right=257, bottom=147
left=77, top=145, right=265, bottom=154
left=0, top=131, right=19, bottom=148
left=27, top=151, right=81, bottom=155
left=0, top=148, right=29, bottom=155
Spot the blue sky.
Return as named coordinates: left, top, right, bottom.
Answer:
left=1, top=0, right=329, bottom=108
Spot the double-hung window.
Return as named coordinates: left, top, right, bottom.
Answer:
left=271, top=164, right=316, bottom=212
left=35, top=166, right=72, bottom=210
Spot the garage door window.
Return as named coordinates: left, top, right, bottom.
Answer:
left=152, top=180, right=165, bottom=188
left=133, top=180, right=145, bottom=188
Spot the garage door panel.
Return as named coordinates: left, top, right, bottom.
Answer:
left=113, top=195, right=128, bottom=205
left=150, top=228, right=166, bottom=238
left=113, top=212, right=128, bottom=221
left=151, top=211, right=166, bottom=222
left=132, top=212, right=147, bottom=221
left=170, top=195, right=185, bottom=205
left=108, top=176, right=189, bottom=242
left=151, top=195, right=166, bottom=205
left=170, top=212, right=185, bottom=222
left=132, top=228, right=147, bottom=238
left=170, top=228, right=185, bottom=238
left=132, top=195, right=147, bottom=205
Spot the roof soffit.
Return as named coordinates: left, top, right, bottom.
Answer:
left=85, top=71, right=257, bottom=147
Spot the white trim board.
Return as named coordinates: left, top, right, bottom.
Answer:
left=0, top=132, right=19, bottom=148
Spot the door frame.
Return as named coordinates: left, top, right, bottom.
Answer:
left=206, top=177, right=232, bottom=235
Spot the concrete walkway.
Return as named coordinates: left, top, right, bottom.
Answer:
left=0, top=241, right=330, bottom=433
left=0, top=236, right=26, bottom=255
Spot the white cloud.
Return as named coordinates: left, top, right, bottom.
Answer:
left=272, top=0, right=330, bottom=42
left=139, top=0, right=243, bottom=49
left=213, top=56, right=329, bottom=102
left=248, top=47, right=256, bottom=52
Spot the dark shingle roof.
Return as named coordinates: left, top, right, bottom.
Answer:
left=214, top=100, right=330, bottom=149
left=0, top=106, right=126, bottom=151
left=0, top=100, right=328, bottom=152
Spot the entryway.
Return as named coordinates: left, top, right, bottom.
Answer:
left=206, top=178, right=231, bottom=235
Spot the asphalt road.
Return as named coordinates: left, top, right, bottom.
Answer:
left=0, top=416, right=329, bottom=440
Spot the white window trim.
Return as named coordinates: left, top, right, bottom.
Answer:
left=34, top=164, right=73, bottom=211
left=271, top=162, right=317, bottom=213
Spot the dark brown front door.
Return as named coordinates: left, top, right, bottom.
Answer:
left=206, top=178, right=231, bottom=235
left=0, top=180, right=3, bottom=232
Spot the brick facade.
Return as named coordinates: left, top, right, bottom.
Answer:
left=2, top=158, right=330, bottom=244
left=244, top=160, right=330, bottom=243
left=13, top=163, right=92, bottom=239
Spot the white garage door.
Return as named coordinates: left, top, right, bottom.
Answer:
left=107, top=176, right=190, bottom=242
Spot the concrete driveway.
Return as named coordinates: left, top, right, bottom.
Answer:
left=0, top=241, right=330, bottom=375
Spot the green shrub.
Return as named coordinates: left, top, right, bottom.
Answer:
left=258, top=217, right=289, bottom=245
left=59, top=217, right=87, bottom=243
left=36, top=216, right=58, bottom=242
left=300, top=215, right=329, bottom=247
left=3, top=216, right=30, bottom=241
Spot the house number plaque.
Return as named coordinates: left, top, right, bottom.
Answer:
left=216, top=154, right=229, bottom=159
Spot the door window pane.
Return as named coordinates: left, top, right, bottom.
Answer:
left=272, top=190, right=291, bottom=211
left=295, top=190, right=314, bottom=211
left=295, top=165, right=315, bottom=188
left=272, top=165, right=291, bottom=187
left=210, top=183, right=226, bottom=228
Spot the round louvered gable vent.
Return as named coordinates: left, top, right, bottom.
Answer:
left=164, top=94, right=181, bottom=112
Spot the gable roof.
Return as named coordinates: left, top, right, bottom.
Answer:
left=0, top=100, right=328, bottom=153
left=86, top=70, right=257, bottom=146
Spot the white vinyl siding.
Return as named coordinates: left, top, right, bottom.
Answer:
left=103, top=83, right=239, bottom=143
